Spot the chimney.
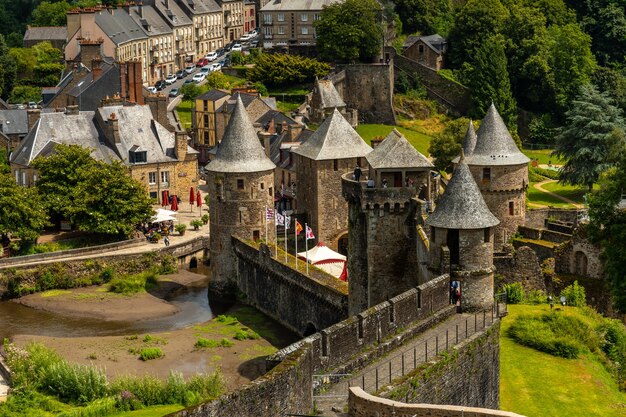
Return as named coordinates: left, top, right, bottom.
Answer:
left=27, top=109, right=41, bottom=131
left=175, top=131, right=187, bottom=161
left=79, top=38, right=103, bottom=69
left=258, top=131, right=272, bottom=159
left=281, top=120, right=288, bottom=134
left=288, top=123, right=303, bottom=141
left=267, top=118, right=275, bottom=134
left=146, top=94, right=171, bottom=130
left=65, top=105, right=80, bottom=115
left=92, top=58, right=103, bottom=81
left=108, top=112, right=121, bottom=144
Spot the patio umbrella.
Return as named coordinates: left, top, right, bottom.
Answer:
left=196, top=189, right=202, bottom=209
left=163, top=190, right=170, bottom=207
left=171, top=195, right=179, bottom=211
left=189, top=187, right=195, bottom=211
left=156, top=208, right=177, bottom=217
left=161, top=190, right=167, bottom=206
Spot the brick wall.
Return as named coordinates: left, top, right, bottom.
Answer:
left=382, top=321, right=502, bottom=409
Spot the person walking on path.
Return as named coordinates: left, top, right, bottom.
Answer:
left=164, top=236, right=170, bottom=247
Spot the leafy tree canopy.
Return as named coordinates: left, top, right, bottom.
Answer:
left=314, top=0, right=384, bottom=63
left=248, top=53, right=330, bottom=87
left=0, top=173, right=49, bottom=242
left=429, top=117, right=473, bottom=171
left=0, top=34, right=17, bottom=100
left=393, top=0, right=453, bottom=36
left=553, top=84, right=625, bottom=190
left=32, top=1, right=72, bottom=27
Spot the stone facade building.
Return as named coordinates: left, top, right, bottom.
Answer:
left=293, top=109, right=372, bottom=252
left=457, top=104, right=529, bottom=250
left=342, top=129, right=434, bottom=315
left=402, top=34, right=447, bottom=71
left=426, top=156, right=500, bottom=311
left=219, top=0, right=245, bottom=42
left=9, top=104, right=198, bottom=201
left=23, top=26, right=67, bottom=50
left=206, top=96, right=276, bottom=289
left=307, top=78, right=357, bottom=127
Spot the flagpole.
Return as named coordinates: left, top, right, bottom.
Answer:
left=305, top=223, right=309, bottom=275
left=284, top=217, right=288, bottom=263
left=295, top=220, right=298, bottom=270
left=265, top=205, right=268, bottom=243
left=275, top=212, right=278, bottom=258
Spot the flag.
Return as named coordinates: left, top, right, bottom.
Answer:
left=285, top=215, right=291, bottom=229
left=295, top=220, right=303, bottom=236
left=306, top=225, right=315, bottom=240
left=275, top=212, right=285, bottom=226
left=266, top=207, right=274, bottom=220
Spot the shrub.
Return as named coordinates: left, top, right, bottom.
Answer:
left=175, top=224, right=187, bottom=234
left=503, top=282, right=524, bottom=304
left=57, top=397, right=117, bottom=417
left=215, top=314, right=238, bottom=325
left=159, top=255, right=177, bottom=274
left=190, top=219, right=203, bottom=230
left=561, top=280, right=586, bottom=307
left=234, top=330, right=260, bottom=341
left=524, top=289, right=547, bottom=305
left=108, top=270, right=159, bottom=294
left=139, top=347, right=164, bottom=361
left=194, top=338, right=233, bottom=348
left=98, top=267, right=115, bottom=283
left=201, top=214, right=209, bottom=224
left=205, top=71, right=229, bottom=89
left=247, top=53, right=330, bottom=87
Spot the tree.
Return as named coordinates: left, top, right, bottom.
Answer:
left=10, top=85, right=41, bottom=103
left=393, top=0, right=453, bottom=35
left=0, top=173, right=49, bottom=242
left=206, top=71, right=229, bottom=89
left=247, top=53, right=330, bottom=87
left=180, top=83, right=204, bottom=100
left=461, top=35, right=517, bottom=132
left=553, top=84, right=625, bottom=190
left=33, top=145, right=153, bottom=238
left=314, top=0, right=384, bottom=63
left=429, top=117, right=473, bottom=171
left=31, top=1, right=71, bottom=27
left=0, top=34, right=17, bottom=100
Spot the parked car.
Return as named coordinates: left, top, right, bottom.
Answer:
left=183, top=79, right=194, bottom=85
left=147, top=86, right=158, bottom=93
left=210, top=62, right=222, bottom=72
left=192, top=73, right=206, bottom=83
left=169, top=88, right=179, bottom=97
left=196, top=58, right=209, bottom=67
left=216, top=48, right=225, bottom=57
left=165, top=74, right=177, bottom=84
left=155, top=80, right=167, bottom=90
left=240, top=34, right=252, bottom=42
left=176, top=70, right=185, bottom=79
left=250, top=40, right=259, bottom=48
left=199, top=66, right=211, bottom=74
left=224, top=42, right=233, bottom=52
left=184, top=65, right=195, bottom=74
left=206, top=51, right=218, bottom=61
left=231, top=43, right=242, bottom=52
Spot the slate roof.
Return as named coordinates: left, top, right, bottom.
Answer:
left=256, top=109, right=294, bottom=128
left=23, top=26, right=66, bottom=42
left=261, top=0, right=339, bottom=11
left=425, top=156, right=499, bottom=230
left=293, top=108, right=372, bottom=161
left=452, top=120, right=478, bottom=164
left=404, top=34, right=446, bottom=53
left=0, top=110, right=29, bottom=136
left=205, top=96, right=276, bottom=173
left=95, top=8, right=147, bottom=46
left=128, top=5, right=172, bottom=37
left=219, top=91, right=259, bottom=113
left=149, top=0, right=193, bottom=26
left=366, top=128, right=432, bottom=170
left=10, top=105, right=194, bottom=167
left=177, top=0, right=221, bottom=15
left=197, top=89, right=230, bottom=102
left=465, top=103, right=530, bottom=166
left=313, top=78, right=345, bottom=109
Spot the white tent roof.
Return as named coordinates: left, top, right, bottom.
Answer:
left=150, top=212, right=177, bottom=223
left=297, top=242, right=346, bottom=264
left=156, top=208, right=177, bottom=216
left=316, top=261, right=345, bottom=279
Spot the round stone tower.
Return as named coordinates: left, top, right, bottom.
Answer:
left=205, top=96, right=276, bottom=292
left=342, top=129, right=434, bottom=316
left=426, top=155, right=500, bottom=311
left=461, top=104, right=529, bottom=249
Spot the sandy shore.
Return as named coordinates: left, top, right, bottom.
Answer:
left=10, top=271, right=296, bottom=390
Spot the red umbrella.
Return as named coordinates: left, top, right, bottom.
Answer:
left=171, top=195, right=179, bottom=211
left=339, top=261, right=348, bottom=282
left=196, top=189, right=202, bottom=208
left=189, top=187, right=195, bottom=212
left=163, top=190, right=169, bottom=207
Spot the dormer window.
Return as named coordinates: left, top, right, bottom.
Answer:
left=129, top=148, right=147, bottom=164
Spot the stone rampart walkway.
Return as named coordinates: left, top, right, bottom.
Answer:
left=313, top=311, right=498, bottom=416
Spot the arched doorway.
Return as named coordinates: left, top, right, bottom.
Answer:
left=189, top=257, right=198, bottom=269
left=338, top=234, right=349, bottom=257
left=574, top=251, right=588, bottom=276
left=303, top=322, right=317, bottom=336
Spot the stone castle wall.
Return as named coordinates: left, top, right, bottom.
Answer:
left=382, top=321, right=501, bottom=409
left=494, top=246, right=545, bottom=291
left=555, top=227, right=603, bottom=279
left=525, top=208, right=579, bottom=229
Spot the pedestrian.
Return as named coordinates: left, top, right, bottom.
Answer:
left=382, top=179, right=388, bottom=188
left=354, top=165, right=362, bottom=182
left=164, top=236, right=170, bottom=247
left=367, top=178, right=375, bottom=188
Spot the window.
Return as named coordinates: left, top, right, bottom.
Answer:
left=253, top=230, right=260, bottom=241
left=301, top=26, right=308, bottom=35
left=237, top=179, right=244, bottom=189
left=278, top=26, right=285, bottom=35
left=264, top=26, right=272, bottom=36
left=484, top=228, right=490, bottom=243
left=301, top=13, right=308, bottom=21
left=418, top=44, right=424, bottom=54
left=356, top=157, right=361, bottom=167
left=509, top=201, right=514, bottom=216
left=129, top=151, right=147, bottom=164
left=161, top=171, right=169, bottom=185
left=150, top=191, right=157, bottom=199
left=277, top=13, right=284, bottom=22
left=314, top=13, right=320, bottom=20
left=333, top=159, right=338, bottom=171
left=148, top=172, right=157, bottom=185
left=260, top=182, right=265, bottom=190
left=263, top=14, right=272, bottom=24
left=482, top=167, right=491, bottom=180
left=269, top=187, right=272, bottom=196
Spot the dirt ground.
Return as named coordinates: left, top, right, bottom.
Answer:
left=11, top=272, right=295, bottom=391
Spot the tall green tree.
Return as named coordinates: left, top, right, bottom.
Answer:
left=31, top=1, right=71, bottom=27
left=314, top=0, right=384, bottom=63
left=553, top=84, right=625, bottom=190
left=462, top=35, right=517, bottom=132
left=0, top=173, right=49, bottom=242
left=393, top=0, right=453, bottom=35
left=429, top=117, right=473, bottom=171
left=0, top=34, right=17, bottom=100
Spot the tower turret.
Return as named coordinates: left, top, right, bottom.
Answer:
left=342, top=129, right=434, bottom=316
left=426, top=155, right=500, bottom=311
left=205, top=96, right=276, bottom=292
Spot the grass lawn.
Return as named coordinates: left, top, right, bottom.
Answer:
left=176, top=99, right=192, bottom=130
left=356, top=124, right=433, bottom=156
left=276, top=100, right=301, bottom=113
left=109, top=404, right=185, bottom=417
left=501, top=305, right=626, bottom=417
left=268, top=83, right=312, bottom=96
left=542, top=181, right=588, bottom=204
left=526, top=182, right=579, bottom=209
left=523, top=149, right=564, bottom=165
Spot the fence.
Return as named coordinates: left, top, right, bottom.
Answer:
left=313, top=300, right=504, bottom=399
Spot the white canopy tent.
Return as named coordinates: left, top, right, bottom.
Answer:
left=150, top=212, right=177, bottom=223
left=297, top=242, right=346, bottom=278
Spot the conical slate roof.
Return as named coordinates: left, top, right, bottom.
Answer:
left=426, top=155, right=499, bottom=229
left=452, top=120, right=477, bottom=164
left=205, top=96, right=275, bottom=173
left=314, top=78, right=346, bottom=109
left=465, top=103, right=529, bottom=166
left=293, top=108, right=372, bottom=161
left=366, top=128, right=433, bottom=170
